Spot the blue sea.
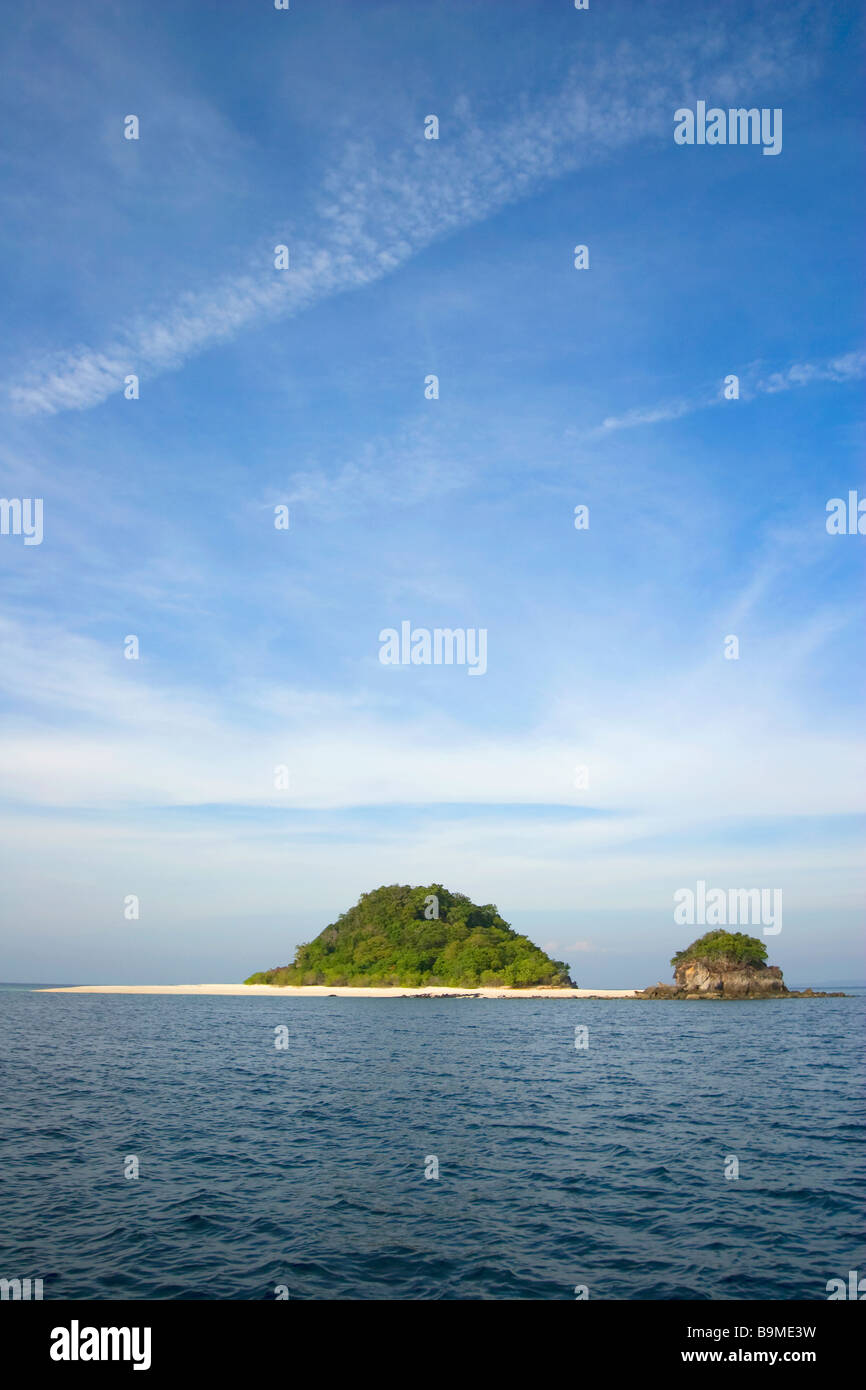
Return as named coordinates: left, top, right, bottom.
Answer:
left=1, top=987, right=863, bottom=1300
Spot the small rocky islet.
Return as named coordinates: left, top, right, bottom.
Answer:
left=636, top=929, right=846, bottom=999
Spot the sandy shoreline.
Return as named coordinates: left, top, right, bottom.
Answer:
left=37, top=983, right=638, bottom=999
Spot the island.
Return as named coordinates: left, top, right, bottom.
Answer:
left=637, top=929, right=846, bottom=999
left=245, top=883, right=575, bottom=989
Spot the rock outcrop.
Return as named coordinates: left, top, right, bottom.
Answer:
left=639, top=958, right=788, bottom=999
left=637, top=929, right=790, bottom=999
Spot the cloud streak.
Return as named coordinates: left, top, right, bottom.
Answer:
left=591, top=348, right=866, bottom=436
left=4, top=23, right=815, bottom=417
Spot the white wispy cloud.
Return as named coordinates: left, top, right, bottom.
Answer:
left=4, top=22, right=814, bottom=417
left=596, top=400, right=693, bottom=434
left=0, top=598, right=862, bottom=824
left=754, top=349, right=866, bottom=393
left=590, top=348, right=866, bottom=435
left=273, top=416, right=472, bottom=516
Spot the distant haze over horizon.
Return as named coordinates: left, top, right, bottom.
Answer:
left=2, top=903, right=863, bottom=989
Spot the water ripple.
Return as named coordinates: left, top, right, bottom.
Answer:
left=0, top=992, right=863, bottom=1299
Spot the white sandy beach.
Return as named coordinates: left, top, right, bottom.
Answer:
left=38, top=983, right=638, bottom=999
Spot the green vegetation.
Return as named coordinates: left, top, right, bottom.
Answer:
left=671, top=929, right=768, bottom=968
left=245, top=884, right=574, bottom=988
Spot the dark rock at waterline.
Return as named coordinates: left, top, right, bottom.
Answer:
left=637, top=955, right=789, bottom=999
left=787, top=988, right=847, bottom=997
left=637, top=972, right=848, bottom=1000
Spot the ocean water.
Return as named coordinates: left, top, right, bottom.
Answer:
left=0, top=988, right=863, bottom=1300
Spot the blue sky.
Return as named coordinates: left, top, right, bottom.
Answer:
left=0, top=0, right=863, bottom=985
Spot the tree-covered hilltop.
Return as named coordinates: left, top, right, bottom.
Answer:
left=245, top=884, right=574, bottom=988
left=671, top=930, right=768, bottom=968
